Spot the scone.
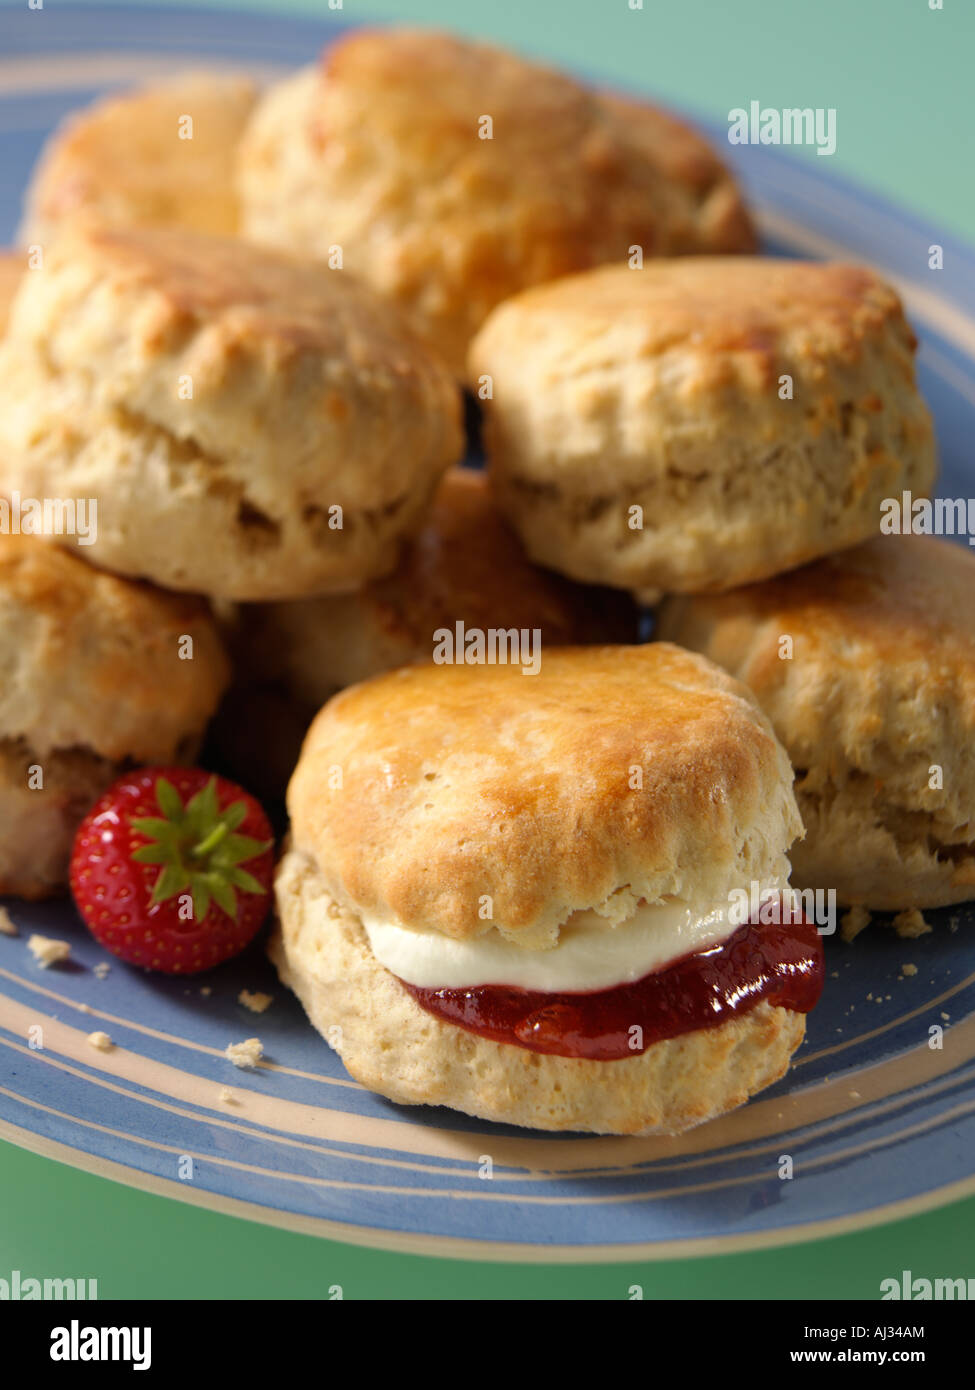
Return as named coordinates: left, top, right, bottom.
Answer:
left=658, top=536, right=975, bottom=912
left=237, top=28, right=755, bottom=376
left=221, top=467, right=638, bottom=797
left=0, top=250, right=23, bottom=332
left=19, top=71, right=257, bottom=244
left=271, top=645, right=823, bottom=1135
left=470, top=259, right=936, bottom=597
left=0, top=224, right=462, bottom=599
left=0, top=537, right=229, bottom=898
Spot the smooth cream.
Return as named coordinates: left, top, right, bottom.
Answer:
left=362, top=879, right=787, bottom=993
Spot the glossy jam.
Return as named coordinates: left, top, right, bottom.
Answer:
left=399, top=914, right=824, bottom=1060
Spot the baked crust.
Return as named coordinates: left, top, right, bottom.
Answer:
left=470, top=258, right=936, bottom=594
left=0, top=739, right=120, bottom=899
left=237, top=30, right=755, bottom=375
left=287, top=642, right=801, bottom=947
left=19, top=71, right=257, bottom=244
left=0, top=536, right=228, bottom=764
left=658, top=536, right=975, bottom=909
left=0, top=225, right=462, bottom=599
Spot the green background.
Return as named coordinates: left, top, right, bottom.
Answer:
left=2, top=0, right=974, bottom=1299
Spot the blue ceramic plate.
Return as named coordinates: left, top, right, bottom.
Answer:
left=1, top=4, right=974, bottom=1262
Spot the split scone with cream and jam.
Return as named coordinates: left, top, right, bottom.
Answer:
left=271, top=644, right=824, bottom=1135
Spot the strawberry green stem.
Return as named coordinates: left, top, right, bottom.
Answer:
left=194, top=823, right=229, bottom=856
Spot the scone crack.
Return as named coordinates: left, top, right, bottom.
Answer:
left=108, top=403, right=287, bottom=541
left=801, top=770, right=975, bottom=874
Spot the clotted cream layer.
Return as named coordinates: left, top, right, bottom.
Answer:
left=361, top=878, right=788, bottom=993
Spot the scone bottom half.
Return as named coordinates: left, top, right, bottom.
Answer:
left=273, top=645, right=825, bottom=1135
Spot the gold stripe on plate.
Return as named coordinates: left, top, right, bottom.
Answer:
left=3, top=1073, right=975, bottom=1209
left=2, top=1100, right=975, bottom=1264
left=2, top=995, right=975, bottom=1178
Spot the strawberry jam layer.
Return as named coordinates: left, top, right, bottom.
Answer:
left=399, top=914, right=824, bottom=1060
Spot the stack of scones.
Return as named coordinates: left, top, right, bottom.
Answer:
left=1, top=27, right=971, bottom=1136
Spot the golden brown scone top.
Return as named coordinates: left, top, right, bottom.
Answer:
left=0, top=536, right=229, bottom=763
left=319, top=28, right=754, bottom=252
left=596, top=92, right=755, bottom=252
left=288, top=643, right=800, bottom=948
left=19, top=70, right=257, bottom=244
left=659, top=535, right=975, bottom=678
left=18, top=221, right=447, bottom=367
left=470, top=255, right=935, bottom=597
left=5, top=223, right=463, bottom=513
left=472, top=258, right=913, bottom=393
left=240, top=28, right=754, bottom=375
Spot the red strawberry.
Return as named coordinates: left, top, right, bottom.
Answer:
left=70, top=767, right=274, bottom=974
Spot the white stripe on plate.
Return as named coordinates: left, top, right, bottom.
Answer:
left=759, top=206, right=975, bottom=360
left=0, top=52, right=290, bottom=93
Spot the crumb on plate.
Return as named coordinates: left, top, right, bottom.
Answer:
left=840, top=906, right=871, bottom=943
left=238, top=989, right=273, bottom=1014
left=893, top=908, right=931, bottom=939
left=225, top=1037, right=263, bottom=1069
left=27, top=934, right=71, bottom=968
